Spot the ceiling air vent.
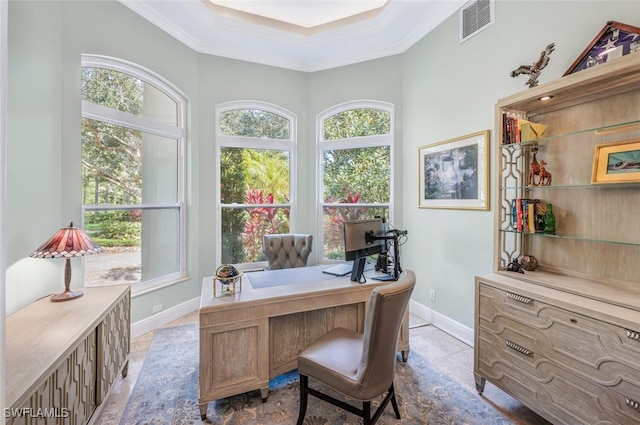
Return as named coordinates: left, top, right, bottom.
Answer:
left=459, top=0, right=494, bottom=44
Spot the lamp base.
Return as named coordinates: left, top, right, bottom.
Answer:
left=51, top=289, right=84, bottom=302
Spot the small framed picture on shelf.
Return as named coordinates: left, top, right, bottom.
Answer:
left=418, top=130, right=489, bottom=210
left=591, top=139, right=640, bottom=184
left=564, top=21, right=640, bottom=76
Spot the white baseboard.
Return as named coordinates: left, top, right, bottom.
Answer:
left=131, top=297, right=200, bottom=340
left=409, top=299, right=474, bottom=347
left=130, top=297, right=474, bottom=347
left=409, top=299, right=432, bottom=323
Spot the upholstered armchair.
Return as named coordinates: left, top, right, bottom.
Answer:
left=262, top=234, right=313, bottom=270
left=296, top=270, right=416, bottom=425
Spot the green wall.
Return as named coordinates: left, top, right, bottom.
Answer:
left=6, top=0, right=639, bottom=331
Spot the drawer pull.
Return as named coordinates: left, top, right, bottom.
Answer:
left=506, top=340, right=532, bottom=356
left=506, top=292, right=532, bottom=304
left=626, top=329, right=640, bottom=340
left=625, top=396, right=640, bottom=411
left=570, top=317, right=577, bottom=324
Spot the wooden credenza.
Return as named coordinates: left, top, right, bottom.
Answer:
left=475, top=273, right=640, bottom=424
left=199, top=266, right=410, bottom=419
left=5, top=285, right=130, bottom=425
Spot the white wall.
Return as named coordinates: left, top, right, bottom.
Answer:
left=401, top=1, right=640, bottom=328
left=6, top=1, right=65, bottom=314
left=1, top=0, right=7, bottom=420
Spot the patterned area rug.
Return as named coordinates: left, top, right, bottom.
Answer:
left=120, top=323, right=514, bottom=425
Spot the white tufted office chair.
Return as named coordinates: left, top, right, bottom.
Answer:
left=262, top=234, right=313, bottom=270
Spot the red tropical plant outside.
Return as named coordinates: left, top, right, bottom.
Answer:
left=242, top=188, right=289, bottom=261
left=324, top=187, right=370, bottom=257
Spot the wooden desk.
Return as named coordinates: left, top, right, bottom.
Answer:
left=198, top=265, right=410, bottom=418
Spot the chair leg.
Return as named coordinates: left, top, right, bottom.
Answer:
left=300, top=378, right=400, bottom=425
left=369, top=383, right=400, bottom=425
left=363, top=401, right=371, bottom=425
left=297, top=374, right=309, bottom=425
left=389, top=383, right=401, bottom=419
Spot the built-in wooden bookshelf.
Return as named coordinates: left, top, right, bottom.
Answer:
left=494, top=53, right=640, bottom=291
left=475, top=53, right=640, bottom=425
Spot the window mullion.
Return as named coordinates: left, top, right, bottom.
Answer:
left=82, top=101, right=182, bottom=139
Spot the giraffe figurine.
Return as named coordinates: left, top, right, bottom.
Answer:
left=539, top=160, right=552, bottom=185
left=528, top=147, right=540, bottom=186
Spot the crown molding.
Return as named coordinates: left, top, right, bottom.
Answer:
left=119, top=0, right=464, bottom=72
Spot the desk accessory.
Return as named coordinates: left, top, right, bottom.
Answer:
left=213, top=264, right=242, bottom=297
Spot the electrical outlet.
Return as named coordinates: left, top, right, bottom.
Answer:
left=152, top=304, right=163, bottom=314
left=430, top=290, right=436, bottom=301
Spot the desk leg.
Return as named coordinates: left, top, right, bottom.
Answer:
left=401, top=349, right=409, bottom=363
left=199, top=402, right=208, bottom=420
left=261, top=387, right=269, bottom=402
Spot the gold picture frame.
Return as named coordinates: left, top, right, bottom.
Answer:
left=591, top=139, right=640, bottom=184
left=418, top=130, right=489, bottom=210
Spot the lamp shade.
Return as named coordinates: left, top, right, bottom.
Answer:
left=30, top=222, right=103, bottom=259
left=29, top=222, right=103, bottom=302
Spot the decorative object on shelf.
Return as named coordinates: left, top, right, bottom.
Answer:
left=528, top=147, right=540, bottom=185
left=538, top=160, right=552, bottom=185
left=512, top=199, right=548, bottom=233
left=543, top=203, right=556, bottom=234
left=591, top=138, right=640, bottom=184
left=418, top=130, right=489, bottom=210
left=534, top=202, right=546, bottom=233
left=501, top=115, right=548, bottom=145
left=520, top=122, right=547, bottom=142
left=510, top=43, right=555, bottom=88
left=518, top=255, right=539, bottom=271
left=29, top=222, right=104, bottom=302
left=528, top=149, right=552, bottom=186
left=564, top=21, right=640, bottom=76
left=213, top=264, right=242, bottom=297
left=506, top=257, right=524, bottom=274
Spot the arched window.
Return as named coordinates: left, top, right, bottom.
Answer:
left=216, top=101, right=296, bottom=269
left=318, top=101, right=393, bottom=261
left=81, top=55, right=186, bottom=294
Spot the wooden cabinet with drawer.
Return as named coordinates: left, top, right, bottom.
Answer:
left=480, top=55, right=640, bottom=424
left=6, top=285, right=130, bottom=425
left=475, top=273, right=640, bottom=425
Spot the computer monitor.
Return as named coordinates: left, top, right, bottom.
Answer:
left=343, top=218, right=386, bottom=281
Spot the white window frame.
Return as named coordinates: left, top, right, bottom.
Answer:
left=317, top=100, right=394, bottom=263
left=81, top=55, right=187, bottom=296
left=215, top=100, right=297, bottom=271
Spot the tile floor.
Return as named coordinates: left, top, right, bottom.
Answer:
left=94, top=312, right=550, bottom=425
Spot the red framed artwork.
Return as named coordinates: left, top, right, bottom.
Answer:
left=564, top=21, right=640, bottom=76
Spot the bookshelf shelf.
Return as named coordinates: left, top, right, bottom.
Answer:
left=500, top=182, right=639, bottom=190
left=500, top=117, right=640, bottom=149
left=499, top=228, right=640, bottom=247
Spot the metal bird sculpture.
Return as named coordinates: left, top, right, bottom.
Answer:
left=510, top=43, right=555, bottom=88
